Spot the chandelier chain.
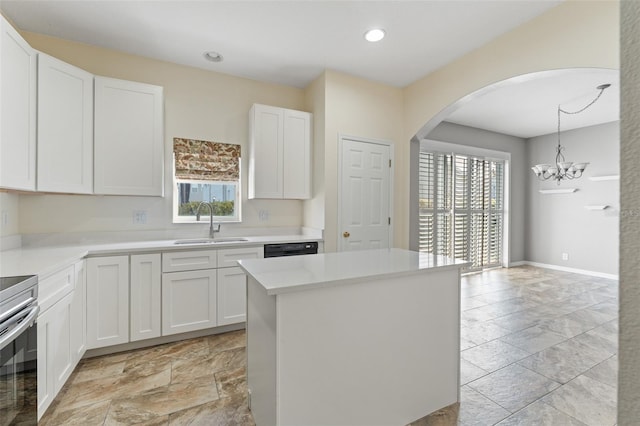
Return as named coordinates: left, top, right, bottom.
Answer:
left=533, top=83, right=610, bottom=185
left=557, top=85, right=609, bottom=150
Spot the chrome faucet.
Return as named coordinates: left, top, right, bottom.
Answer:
left=195, top=200, right=221, bottom=239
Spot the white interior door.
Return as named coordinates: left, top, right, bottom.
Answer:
left=339, top=137, right=392, bottom=251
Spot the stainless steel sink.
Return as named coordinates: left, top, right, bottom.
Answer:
left=174, top=239, right=215, bottom=245
left=211, top=237, right=249, bottom=243
left=173, top=237, right=248, bottom=245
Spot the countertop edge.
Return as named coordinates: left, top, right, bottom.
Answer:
left=0, top=235, right=323, bottom=278
left=261, top=263, right=467, bottom=296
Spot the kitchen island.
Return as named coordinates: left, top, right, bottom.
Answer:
left=238, top=248, right=468, bottom=426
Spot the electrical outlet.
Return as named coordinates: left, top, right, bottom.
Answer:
left=562, top=253, right=569, bottom=261
left=258, top=210, right=269, bottom=222
left=133, top=210, right=147, bottom=224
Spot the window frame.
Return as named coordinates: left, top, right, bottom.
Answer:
left=172, top=177, right=242, bottom=224
left=417, top=139, right=511, bottom=271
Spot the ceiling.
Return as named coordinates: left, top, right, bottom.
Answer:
left=0, top=1, right=619, bottom=138
left=0, top=0, right=561, bottom=89
left=446, top=68, right=620, bottom=139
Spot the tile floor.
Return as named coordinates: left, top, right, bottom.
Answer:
left=40, top=266, right=618, bottom=425
left=415, top=265, right=618, bottom=426
left=39, top=330, right=253, bottom=425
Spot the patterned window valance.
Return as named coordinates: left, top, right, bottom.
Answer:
left=173, top=138, right=241, bottom=182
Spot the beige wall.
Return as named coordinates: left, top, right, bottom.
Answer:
left=0, top=193, right=19, bottom=236
left=18, top=32, right=307, bottom=235
left=303, top=73, right=326, bottom=232
left=322, top=70, right=405, bottom=252
left=403, top=0, right=619, bottom=143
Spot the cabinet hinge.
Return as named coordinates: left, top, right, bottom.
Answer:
left=389, top=159, right=392, bottom=168
left=388, top=217, right=391, bottom=225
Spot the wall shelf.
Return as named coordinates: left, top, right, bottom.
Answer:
left=584, top=205, right=610, bottom=210
left=539, top=188, right=578, bottom=194
left=589, top=175, right=619, bottom=181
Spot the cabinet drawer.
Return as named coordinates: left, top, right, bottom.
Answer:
left=39, top=265, right=74, bottom=314
left=217, top=246, right=263, bottom=268
left=162, top=250, right=217, bottom=272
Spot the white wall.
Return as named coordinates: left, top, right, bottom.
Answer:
left=526, top=121, right=619, bottom=276
left=424, top=121, right=527, bottom=263
left=16, top=31, right=307, bottom=237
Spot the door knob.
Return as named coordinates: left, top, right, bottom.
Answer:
left=343, top=231, right=350, bottom=238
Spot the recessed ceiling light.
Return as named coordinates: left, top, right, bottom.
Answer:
left=364, top=28, right=385, bottom=42
left=203, top=51, right=224, bottom=63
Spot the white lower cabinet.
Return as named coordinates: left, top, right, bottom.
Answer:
left=86, top=256, right=129, bottom=349
left=37, top=288, right=74, bottom=419
left=217, top=267, right=249, bottom=326
left=162, top=269, right=217, bottom=335
left=130, top=253, right=162, bottom=341
left=216, top=246, right=263, bottom=325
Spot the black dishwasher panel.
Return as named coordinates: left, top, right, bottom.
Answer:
left=264, top=242, right=319, bottom=258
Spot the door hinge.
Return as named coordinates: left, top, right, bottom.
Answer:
left=389, top=159, right=392, bottom=168
left=388, top=217, right=391, bottom=225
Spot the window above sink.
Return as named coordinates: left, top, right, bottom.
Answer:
left=172, top=138, right=242, bottom=224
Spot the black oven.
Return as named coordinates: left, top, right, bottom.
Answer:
left=0, top=275, right=39, bottom=426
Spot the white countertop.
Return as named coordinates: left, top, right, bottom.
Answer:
left=0, top=234, right=321, bottom=279
left=238, top=248, right=469, bottom=295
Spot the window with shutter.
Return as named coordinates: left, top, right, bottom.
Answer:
left=172, top=138, right=242, bottom=223
left=418, top=150, right=505, bottom=272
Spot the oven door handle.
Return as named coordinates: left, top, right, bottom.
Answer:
left=0, top=305, right=39, bottom=352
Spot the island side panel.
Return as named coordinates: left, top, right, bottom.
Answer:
left=275, top=268, right=460, bottom=426
left=247, top=276, right=277, bottom=426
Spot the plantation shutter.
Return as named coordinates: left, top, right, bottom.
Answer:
left=418, top=150, right=505, bottom=271
left=173, top=138, right=241, bottom=182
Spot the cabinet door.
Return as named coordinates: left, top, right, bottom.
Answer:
left=94, top=76, right=164, bottom=196
left=37, top=53, right=93, bottom=194
left=130, top=253, right=161, bottom=341
left=217, top=266, right=248, bottom=326
left=162, top=270, right=217, bottom=336
left=37, top=307, right=54, bottom=419
left=70, top=260, right=87, bottom=363
left=86, top=256, right=129, bottom=349
left=37, top=291, right=74, bottom=419
left=283, top=109, right=312, bottom=199
left=0, top=16, right=36, bottom=191
left=249, top=104, right=284, bottom=199
left=216, top=246, right=262, bottom=326
left=51, top=292, right=74, bottom=395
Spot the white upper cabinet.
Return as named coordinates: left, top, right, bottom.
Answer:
left=37, top=53, right=94, bottom=193
left=282, top=108, right=312, bottom=199
left=0, top=16, right=37, bottom=191
left=94, top=76, right=164, bottom=196
left=249, top=104, right=312, bottom=199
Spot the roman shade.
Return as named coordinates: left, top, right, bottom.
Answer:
left=173, top=138, right=241, bottom=182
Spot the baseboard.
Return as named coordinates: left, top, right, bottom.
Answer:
left=508, top=261, right=526, bottom=267
left=84, top=322, right=245, bottom=358
left=520, top=261, right=618, bottom=280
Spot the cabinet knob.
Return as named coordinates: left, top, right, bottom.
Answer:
left=343, top=231, right=350, bottom=238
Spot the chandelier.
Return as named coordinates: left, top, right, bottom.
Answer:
left=531, top=83, right=610, bottom=185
